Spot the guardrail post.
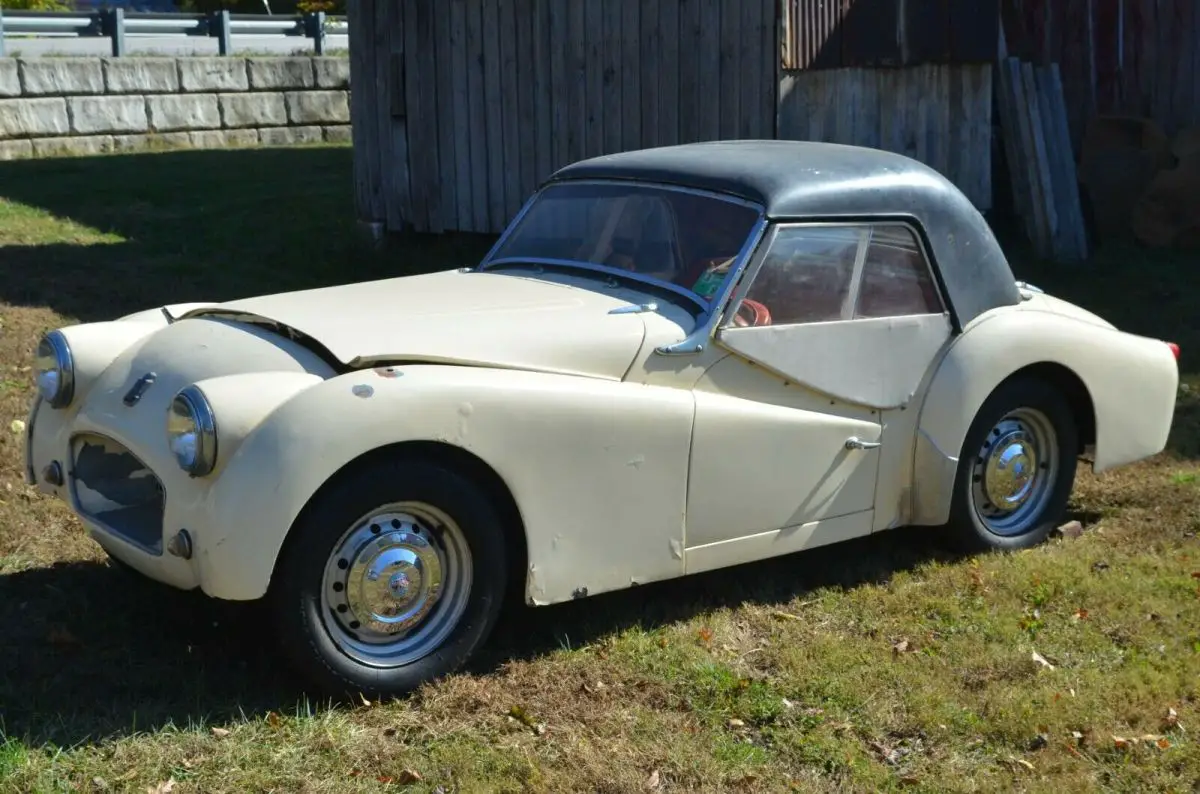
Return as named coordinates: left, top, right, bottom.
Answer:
left=210, top=10, right=232, bottom=55
left=103, top=8, right=126, bottom=57
left=304, top=11, right=327, bottom=56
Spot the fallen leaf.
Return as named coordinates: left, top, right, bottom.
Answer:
left=1073, top=608, right=1089, bottom=621
left=697, top=627, right=714, bottom=645
left=377, top=776, right=395, bottom=785
left=1192, top=572, right=1200, bottom=579
left=871, top=742, right=901, bottom=765
left=210, top=727, right=230, bottom=738
left=657, top=636, right=669, bottom=648
left=1157, top=737, right=1171, bottom=749
left=397, top=769, right=422, bottom=784
left=1113, top=736, right=1130, bottom=750
left=892, top=638, right=912, bottom=656
left=10, top=419, right=25, bottom=434
left=92, top=777, right=108, bottom=791
left=146, top=779, right=176, bottom=794
left=772, top=610, right=802, bottom=621
left=1031, top=650, right=1055, bottom=670
left=266, top=711, right=281, bottom=728
left=382, top=727, right=397, bottom=738
left=533, top=722, right=547, bottom=736
left=728, top=718, right=746, bottom=730
left=645, top=769, right=661, bottom=790
left=1008, top=757, right=1035, bottom=771
left=1056, top=520, right=1083, bottom=538
left=1164, top=707, right=1180, bottom=731
left=1139, top=733, right=1164, bottom=743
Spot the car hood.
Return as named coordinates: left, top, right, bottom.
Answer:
left=179, top=268, right=686, bottom=381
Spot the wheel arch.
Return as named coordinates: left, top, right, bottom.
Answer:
left=271, top=439, right=530, bottom=604
left=993, top=361, right=1096, bottom=455
left=911, top=350, right=1098, bottom=528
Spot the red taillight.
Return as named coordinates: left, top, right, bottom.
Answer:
left=1167, top=342, right=1180, bottom=360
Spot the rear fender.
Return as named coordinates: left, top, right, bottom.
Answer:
left=911, top=308, right=1177, bottom=525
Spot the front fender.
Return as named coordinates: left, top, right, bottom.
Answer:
left=198, top=365, right=696, bottom=604
left=911, top=307, right=1178, bottom=525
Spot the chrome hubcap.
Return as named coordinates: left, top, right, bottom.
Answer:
left=970, top=408, right=1057, bottom=536
left=321, top=502, right=472, bottom=667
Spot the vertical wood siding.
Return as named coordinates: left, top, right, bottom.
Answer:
left=1003, top=0, right=1200, bottom=144
left=351, top=0, right=995, bottom=231
left=352, top=0, right=778, bottom=235
left=777, top=64, right=994, bottom=210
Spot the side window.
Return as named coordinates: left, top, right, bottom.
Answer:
left=854, top=226, right=942, bottom=318
left=736, top=226, right=865, bottom=326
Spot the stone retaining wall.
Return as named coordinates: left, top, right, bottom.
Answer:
left=0, top=56, right=350, bottom=160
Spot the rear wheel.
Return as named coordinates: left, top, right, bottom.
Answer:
left=269, top=459, right=508, bottom=699
left=945, top=377, right=1079, bottom=552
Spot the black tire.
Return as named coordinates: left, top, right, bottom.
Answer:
left=944, top=376, right=1078, bottom=553
left=268, top=458, right=509, bottom=700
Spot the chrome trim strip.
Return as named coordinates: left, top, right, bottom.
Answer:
left=476, top=192, right=539, bottom=268
left=609, top=302, right=659, bottom=315
left=656, top=214, right=771, bottom=356
left=715, top=218, right=952, bottom=334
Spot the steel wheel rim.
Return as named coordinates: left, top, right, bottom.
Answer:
left=969, top=407, right=1058, bottom=537
left=320, top=501, right=473, bottom=668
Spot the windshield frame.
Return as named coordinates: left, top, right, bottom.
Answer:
left=476, top=179, right=768, bottom=318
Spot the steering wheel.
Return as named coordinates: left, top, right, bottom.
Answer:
left=733, top=298, right=772, bottom=327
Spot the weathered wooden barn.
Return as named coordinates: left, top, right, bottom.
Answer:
left=350, top=0, right=1000, bottom=236
left=1002, top=0, right=1200, bottom=146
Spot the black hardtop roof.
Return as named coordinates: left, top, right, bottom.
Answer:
left=546, top=140, right=1020, bottom=327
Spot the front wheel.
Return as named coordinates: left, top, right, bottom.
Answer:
left=269, top=459, right=509, bottom=699
left=944, top=376, right=1079, bottom=552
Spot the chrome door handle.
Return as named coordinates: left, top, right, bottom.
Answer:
left=845, top=436, right=882, bottom=450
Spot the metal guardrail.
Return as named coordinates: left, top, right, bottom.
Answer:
left=0, top=10, right=348, bottom=57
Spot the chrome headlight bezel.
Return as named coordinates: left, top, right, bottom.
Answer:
left=35, top=330, right=75, bottom=409
left=167, top=385, right=218, bottom=477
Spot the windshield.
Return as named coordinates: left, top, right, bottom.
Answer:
left=484, top=181, right=761, bottom=307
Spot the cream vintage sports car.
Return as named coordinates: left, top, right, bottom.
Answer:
left=24, top=141, right=1180, bottom=697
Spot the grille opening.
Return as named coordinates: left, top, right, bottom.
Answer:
left=72, top=433, right=166, bottom=555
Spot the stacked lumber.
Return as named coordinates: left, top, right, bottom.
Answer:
left=995, top=58, right=1089, bottom=263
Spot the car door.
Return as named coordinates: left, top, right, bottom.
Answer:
left=683, top=221, right=952, bottom=571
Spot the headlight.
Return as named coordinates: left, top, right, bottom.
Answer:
left=167, top=386, right=218, bottom=476
left=34, top=331, right=75, bottom=408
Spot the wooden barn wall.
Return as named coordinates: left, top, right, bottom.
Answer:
left=1002, top=0, right=1200, bottom=145
left=777, top=65, right=994, bottom=210
left=353, top=0, right=778, bottom=235
left=781, top=0, right=999, bottom=70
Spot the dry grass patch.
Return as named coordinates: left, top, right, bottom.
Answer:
left=1, top=151, right=1198, bottom=792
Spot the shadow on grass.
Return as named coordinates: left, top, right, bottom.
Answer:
left=0, top=147, right=496, bottom=322
left=0, top=525, right=961, bottom=747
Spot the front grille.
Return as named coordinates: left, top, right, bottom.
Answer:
left=71, top=433, right=166, bottom=555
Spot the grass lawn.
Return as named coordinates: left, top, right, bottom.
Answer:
left=1, top=146, right=1198, bottom=793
